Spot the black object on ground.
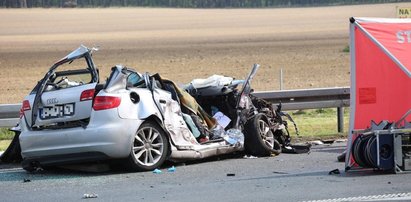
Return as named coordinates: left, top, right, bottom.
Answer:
left=282, top=143, right=311, bottom=154
left=328, top=169, right=340, bottom=175
left=0, top=131, right=22, bottom=163
left=337, top=151, right=346, bottom=162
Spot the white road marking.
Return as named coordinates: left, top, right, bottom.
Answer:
left=302, top=192, right=411, bottom=202
left=0, top=167, right=24, bottom=174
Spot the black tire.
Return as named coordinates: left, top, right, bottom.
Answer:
left=0, top=131, right=22, bottom=163
left=125, top=121, right=169, bottom=171
left=352, top=134, right=372, bottom=168
left=244, top=113, right=282, bottom=156
left=365, top=135, right=377, bottom=168
left=22, top=160, right=37, bottom=172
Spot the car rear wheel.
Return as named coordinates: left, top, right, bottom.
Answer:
left=244, top=113, right=281, bottom=156
left=126, top=121, right=168, bottom=171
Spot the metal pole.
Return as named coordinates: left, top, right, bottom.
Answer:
left=280, top=68, right=283, bottom=90
left=337, top=107, right=344, bottom=133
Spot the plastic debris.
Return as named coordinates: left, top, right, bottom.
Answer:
left=153, top=168, right=162, bottom=174
left=83, top=193, right=98, bottom=199
left=23, top=178, right=31, bottom=183
left=243, top=155, right=258, bottom=159
left=328, top=169, right=340, bottom=175
left=223, top=128, right=244, bottom=146
left=167, top=166, right=176, bottom=172
left=212, top=124, right=225, bottom=139
left=226, top=173, right=235, bottom=177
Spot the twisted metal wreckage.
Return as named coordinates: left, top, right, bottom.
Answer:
left=0, top=45, right=309, bottom=171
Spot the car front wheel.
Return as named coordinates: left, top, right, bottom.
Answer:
left=126, top=121, right=169, bottom=171
left=244, top=113, right=282, bottom=156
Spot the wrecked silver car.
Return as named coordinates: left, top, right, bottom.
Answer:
left=4, top=45, right=301, bottom=172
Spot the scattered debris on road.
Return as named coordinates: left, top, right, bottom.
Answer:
left=337, top=151, right=346, bottom=162
left=226, top=173, right=235, bottom=177
left=334, top=139, right=347, bottom=143
left=82, top=193, right=98, bottom=199
left=153, top=169, right=162, bottom=174
left=167, top=166, right=176, bottom=172
left=23, top=178, right=31, bottom=183
left=243, top=155, right=258, bottom=159
left=328, top=169, right=340, bottom=175
left=272, top=171, right=288, bottom=174
left=309, top=140, right=324, bottom=145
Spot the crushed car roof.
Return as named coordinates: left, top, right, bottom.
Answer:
left=54, top=45, right=90, bottom=65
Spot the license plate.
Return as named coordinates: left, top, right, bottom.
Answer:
left=39, top=103, right=75, bottom=120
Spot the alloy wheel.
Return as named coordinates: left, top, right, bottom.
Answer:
left=133, top=126, right=165, bottom=166
left=258, top=120, right=274, bottom=149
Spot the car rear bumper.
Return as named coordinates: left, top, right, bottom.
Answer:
left=19, top=111, right=141, bottom=161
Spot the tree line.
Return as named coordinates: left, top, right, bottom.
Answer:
left=0, top=0, right=407, bottom=8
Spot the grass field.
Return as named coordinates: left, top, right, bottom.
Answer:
left=0, top=140, right=11, bottom=151
left=0, top=128, right=14, bottom=151
left=289, top=108, right=349, bottom=140
left=0, top=3, right=408, bottom=104
left=1, top=3, right=408, bottom=151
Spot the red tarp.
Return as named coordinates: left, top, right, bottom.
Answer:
left=346, top=18, right=411, bottom=169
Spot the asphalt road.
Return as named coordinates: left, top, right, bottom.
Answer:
left=0, top=142, right=410, bottom=202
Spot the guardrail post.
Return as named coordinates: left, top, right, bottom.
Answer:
left=279, top=68, right=284, bottom=90
left=337, top=107, right=344, bottom=133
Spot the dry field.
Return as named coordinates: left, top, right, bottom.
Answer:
left=0, top=3, right=408, bottom=104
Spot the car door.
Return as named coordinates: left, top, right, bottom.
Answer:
left=25, top=46, right=99, bottom=128
left=145, top=74, right=173, bottom=120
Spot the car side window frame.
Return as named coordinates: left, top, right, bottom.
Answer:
left=126, top=72, right=145, bottom=89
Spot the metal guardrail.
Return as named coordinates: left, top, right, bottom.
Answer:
left=252, top=87, right=350, bottom=110
left=0, top=104, right=21, bottom=128
left=0, top=87, right=350, bottom=131
left=253, top=87, right=350, bottom=132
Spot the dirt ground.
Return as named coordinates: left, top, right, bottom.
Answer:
left=0, top=3, right=407, bottom=104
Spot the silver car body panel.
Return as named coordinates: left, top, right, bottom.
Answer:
left=20, top=107, right=139, bottom=159
left=34, top=83, right=96, bottom=126
left=105, top=66, right=129, bottom=93
left=163, top=99, right=199, bottom=148
left=170, top=144, right=239, bottom=160
left=61, top=45, right=90, bottom=61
